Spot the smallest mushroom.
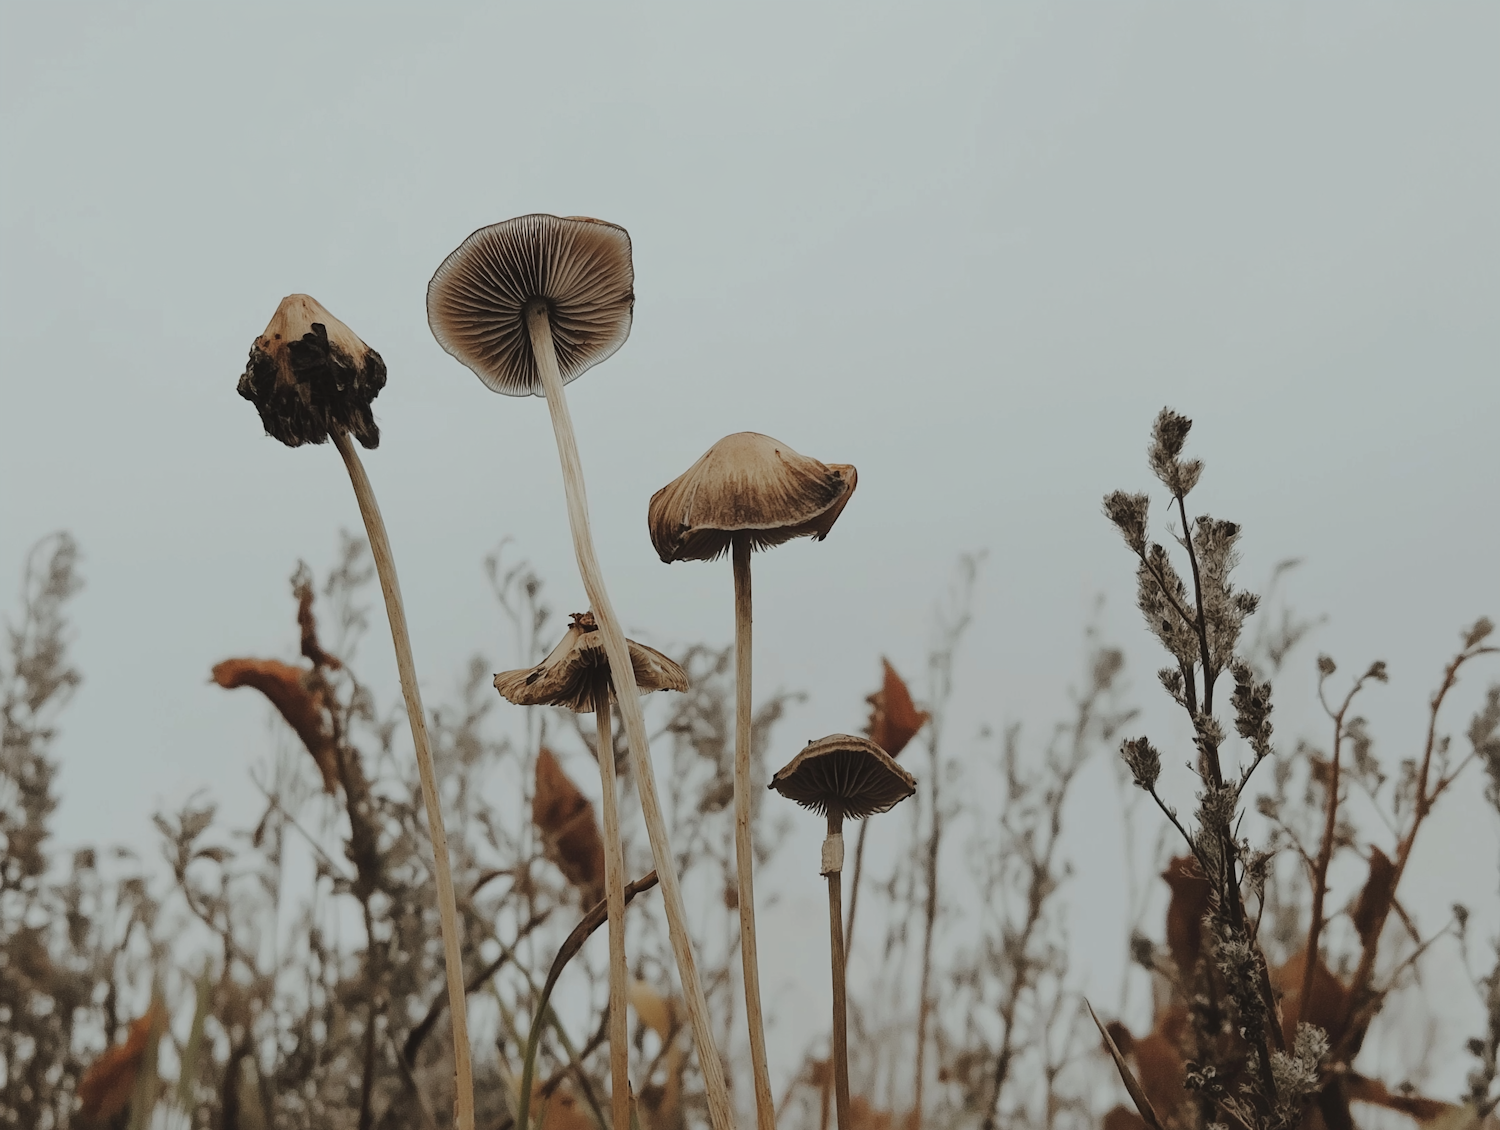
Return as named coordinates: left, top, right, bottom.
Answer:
left=238, top=293, right=387, bottom=449
left=494, top=611, right=687, bottom=1130
left=769, top=734, right=914, bottom=1130
left=493, top=612, right=687, bottom=714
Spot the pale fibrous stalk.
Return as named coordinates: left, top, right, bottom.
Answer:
left=524, top=300, right=734, bottom=1130
left=825, top=807, right=851, bottom=1130
left=734, top=533, right=776, bottom=1130
left=332, top=429, right=474, bottom=1130
left=594, top=677, right=630, bottom=1130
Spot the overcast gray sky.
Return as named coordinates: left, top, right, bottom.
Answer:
left=3, top=0, right=1498, bottom=1102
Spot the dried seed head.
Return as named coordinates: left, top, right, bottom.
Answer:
left=1120, top=736, right=1162, bottom=791
left=1103, top=491, right=1150, bottom=555
left=238, top=294, right=386, bottom=448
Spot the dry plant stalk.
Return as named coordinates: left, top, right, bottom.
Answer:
left=333, top=428, right=474, bottom=1130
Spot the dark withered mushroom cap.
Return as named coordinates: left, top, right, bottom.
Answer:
left=493, top=612, right=688, bottom=713
left=427, top=214, right=634, bottom=397
left=647, top=432, right=857, bottom=563
left=768, top=734, right=915, bottom=820
left=238, top=294, right=387, bottom=448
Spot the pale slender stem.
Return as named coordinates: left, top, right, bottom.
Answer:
left=733, top=534, right=776, bottom=1130
left=826, top=810, right=850, bottom=1130
left=595, top=679, right=631, bottom=1130
left=524, top=303, right=733, bottom=1130
left=332, top=430, right=474, bottom=1130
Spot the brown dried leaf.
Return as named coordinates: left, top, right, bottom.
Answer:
left=1273, top=951, right=1351, bottom=1046
left=1102, top=1108, right=1150, bottom=1130
left=1352, top=845, right=1398, bottom=947
left=212, top=658, right=338, bottom=794
left=1161, top=855, right=1211, bottom=974
left=865, top=659, right=929, bottom=758
left=847, top=1095, right=897, bottom=1130
left=532, top=747, right=605, bottom=904
left=77, top=1000, right=165, bottom=1124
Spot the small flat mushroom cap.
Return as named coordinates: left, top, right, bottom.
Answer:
left=493, top=612, right=688, bottom=713
left=427, top=214, right=634, bottom=397
left=238, top=294, right=387, bottom=449
left=768, top=733, right=915, bottom=820
left=647, top=432, right=857, bottom=563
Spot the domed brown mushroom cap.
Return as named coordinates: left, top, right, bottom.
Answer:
left=493, top=612, right=688, bottom=714
left=238, top=294, right=387, bottom=449
left=768, top=734, right=915, bottom=820
left=647, top=433, right=857, bottom=563
left=427, top=214, right=634, bottom=397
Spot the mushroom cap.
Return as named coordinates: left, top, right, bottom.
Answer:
left=427, top=214, right=634, bottom=397
left=768, top=733, right=915, bottom=820
left=493, top=612, right=688, bottom=713
left=647, top=432, right=858, bottom=563
left=237, top=294, right=387, bottom=448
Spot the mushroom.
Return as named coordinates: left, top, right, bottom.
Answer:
left=426, top=215, right=732, bottom=1130
left=495, top=612, right=686, bottom=1130
left=237, top=294, right=475, bottom=1130
left=648, top=432, right=856, bottom=1130
left=769, top=734, right=915, bottom=1130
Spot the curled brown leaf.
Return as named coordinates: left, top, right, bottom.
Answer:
left=532, top=747, right=606, bottom=905
left=212, top=658, right=338, bottom=794
left=865, top=659, right=929, bottom=758
left=77, top=1000, right=165, bottom=1124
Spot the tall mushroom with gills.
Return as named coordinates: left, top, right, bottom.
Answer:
left=426, top=215, right=733, bottom=1130
left=648, top=431, right=856, bottom=1129
left=493, top=612, right=687, bottom=1130
left=236, top=294, right=475, bottom=1130
left=769, top=734, right=915, bottom=1130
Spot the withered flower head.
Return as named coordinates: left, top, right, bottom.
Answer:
left=769, top=733, right=915, bottom=820
left=494, top=612, right=688, bottom=713
left=238, top=294, right=386, bottom=448
left=648, top=432, right=857, bottom=563
left=427, top=214, right=634, bottom=397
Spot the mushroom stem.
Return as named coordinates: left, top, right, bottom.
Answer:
left=594, top=677, right=631, bottom=1130
left=733, top=533, right=776, bottom=1130
left=332, top=429, right=474, bottom=1130
left=824, top=808, right=851, bottom=1130
left=524, top=302, right=733, bottom=1130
